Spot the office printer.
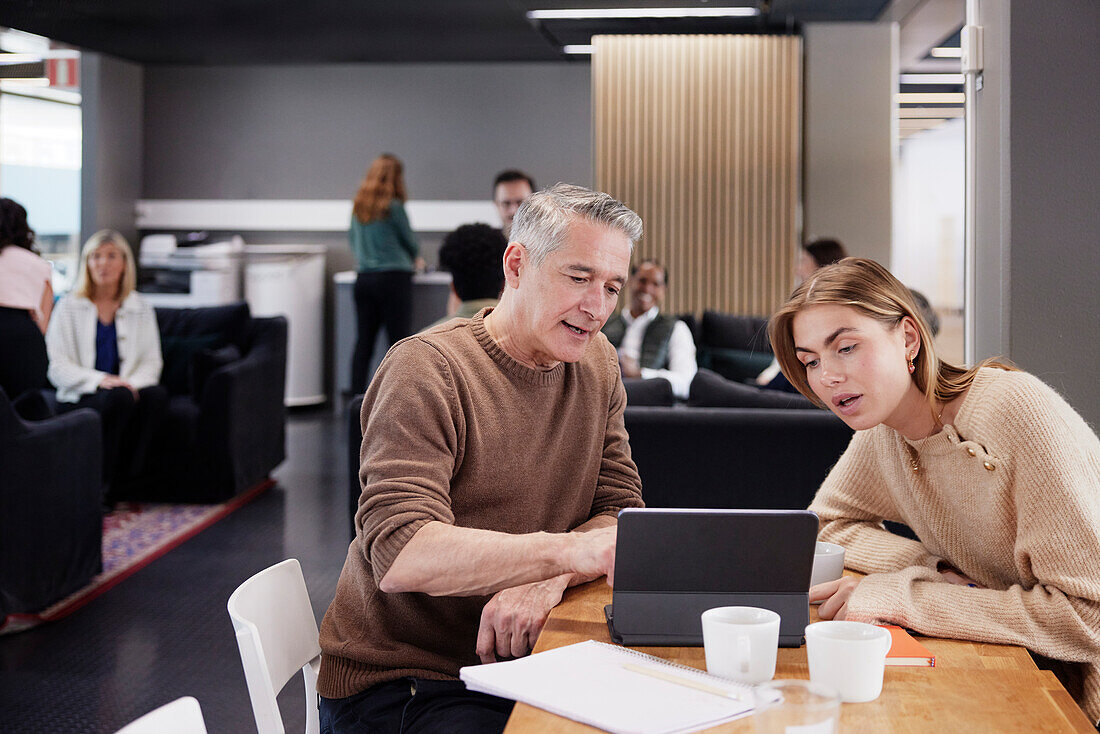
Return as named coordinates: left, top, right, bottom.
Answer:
left=138, top=234, right=244, bottom=307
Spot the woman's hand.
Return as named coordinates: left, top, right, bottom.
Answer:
left=99, top=374, right=137, bottom=397
left=939, top=566, right=984, bottom=588
left=810, top=576, right=861, bottom=620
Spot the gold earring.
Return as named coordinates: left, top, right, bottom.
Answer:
left=907, top=354, right=916, bottom=374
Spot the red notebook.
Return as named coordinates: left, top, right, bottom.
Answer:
left=879, top=625, right=936, bottom=667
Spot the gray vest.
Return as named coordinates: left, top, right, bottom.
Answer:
left=602, top=312, right=678, bottom=370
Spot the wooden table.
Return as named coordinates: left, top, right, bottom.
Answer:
left=504, top=580, right=1094, bottom=733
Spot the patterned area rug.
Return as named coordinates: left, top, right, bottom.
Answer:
left=0, top=479, right=273, bottom=635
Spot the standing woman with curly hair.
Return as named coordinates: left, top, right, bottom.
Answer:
left=349, top=154, right=423, bottom=393
left=0, top=197, right=53, bottom=401
left=768, top=257, right=1100, bottom=725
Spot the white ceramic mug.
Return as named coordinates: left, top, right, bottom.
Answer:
left=701, top=606, right=780, bottom=684
left=805, top=620, right=893, bottom=703
left=810, top=541, right=846, bottom=588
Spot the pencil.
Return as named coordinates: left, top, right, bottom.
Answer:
left=620, top=662, right=747, bottom=701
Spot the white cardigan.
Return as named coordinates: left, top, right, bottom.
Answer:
left=46, top=293, right=163, bottom=403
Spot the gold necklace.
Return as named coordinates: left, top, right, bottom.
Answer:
left=908, top=404, right=945, bottom=473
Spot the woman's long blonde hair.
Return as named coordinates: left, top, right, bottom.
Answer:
left=352, top=154, right=407, bottom=224
left=768, top=257, right=1013, bottom=410
left=74, top=229, right=136, bottom=302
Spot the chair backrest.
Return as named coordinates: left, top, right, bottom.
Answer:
left=115, top=696, right=208, bottom=734
left=348, top=394, right=366, bottom=540
left=227, top=559, right=321, bottom=734
left=699, top=311, right=772, bottom=353
left=623, top=377, right=676, bottom=407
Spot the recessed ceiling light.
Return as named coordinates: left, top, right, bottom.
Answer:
left=930, top=47, right=962, bottom=58
left=563, top=45, right=595, bottom=55
left=528, top=7, right=759, bottom=20
left=899, top=73, right=965, bottom=85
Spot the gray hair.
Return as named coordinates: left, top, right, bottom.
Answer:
left=509, top=183, right=642, bottom=266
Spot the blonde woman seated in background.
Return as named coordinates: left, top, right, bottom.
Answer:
left=768, top=257, right=1100, bottom=725
left=46, top=230, right=167, bottom=502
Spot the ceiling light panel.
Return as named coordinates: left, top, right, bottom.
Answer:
left=528, top=7, right=759, bottom=20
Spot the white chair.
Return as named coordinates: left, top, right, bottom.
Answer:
left=228, top=558, right=322, bottom=734
left=115, top=696, right=208, bottom=734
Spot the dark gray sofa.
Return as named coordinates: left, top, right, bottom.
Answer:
left=347, top=394, right=853, bottom=537
left=624, top=405, right=852, bottom=510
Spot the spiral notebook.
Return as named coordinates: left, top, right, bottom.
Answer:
left=459, top=640, right=754, bottom=734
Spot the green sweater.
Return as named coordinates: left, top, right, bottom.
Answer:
left=349, top=200, right=419, bottom=272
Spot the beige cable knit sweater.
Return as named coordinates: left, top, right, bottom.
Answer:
left=809, top=367, right=1100, bottom=723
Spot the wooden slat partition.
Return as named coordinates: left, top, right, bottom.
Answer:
left=593, top=34, right=802, bottom=317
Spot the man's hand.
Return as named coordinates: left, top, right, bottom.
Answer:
left=810, top=576, right=861, bottom=620
left=567, top=525, right=617, bottom=587
left=476, top=575, right=570, bottom=663
left=618, top=355, right=642, bottom=379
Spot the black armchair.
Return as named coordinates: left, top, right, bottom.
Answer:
left=696, top=311, right=774, bottom=383
left=625, top=405, right=852, bottom=511
left=0, top=387, right=102, bottom=621
left=134, top=303, right=288, bottom=503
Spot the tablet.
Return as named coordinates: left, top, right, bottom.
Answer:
left=605, top=508, right=818, bottom=647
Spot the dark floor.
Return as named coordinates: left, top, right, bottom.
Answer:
left=0, top=406, right=352, bottom=733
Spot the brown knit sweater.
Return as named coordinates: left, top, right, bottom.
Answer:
left=317, top=309, right=644, bottom=699
left=810, top=368, right=1100, bottom=723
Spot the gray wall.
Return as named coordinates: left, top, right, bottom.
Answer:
left=80, top=52, right=144, bottom=245
left=141, top=63, right=592, bottom=200
left=803, top=23, right=896, bottom=266
left=139, top=62, right=591, bottom=403
left=972, top=0, right=1099, bottom=427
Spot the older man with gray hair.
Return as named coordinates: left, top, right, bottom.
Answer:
left=317, top=183, right=645, bottom=733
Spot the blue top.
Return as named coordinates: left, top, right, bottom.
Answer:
left=349, top=200, right=419, bottom=272
left=95, top=320, right=120, bottom=375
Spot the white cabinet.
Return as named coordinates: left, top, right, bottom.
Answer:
left=244, top=245, right=327, bottom=407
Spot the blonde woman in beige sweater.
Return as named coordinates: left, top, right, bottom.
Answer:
left=768, top=258, right=1100, bottom=725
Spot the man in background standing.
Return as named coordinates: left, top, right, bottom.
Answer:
left=492, top=170, right=535, bottom=238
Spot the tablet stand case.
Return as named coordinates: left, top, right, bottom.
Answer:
left=604, top=509, right=818, bottom=647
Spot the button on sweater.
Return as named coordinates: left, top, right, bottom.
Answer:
left=318, top=309, right=644, bottom=699
left=810, top=367, right=1100, bottom=723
